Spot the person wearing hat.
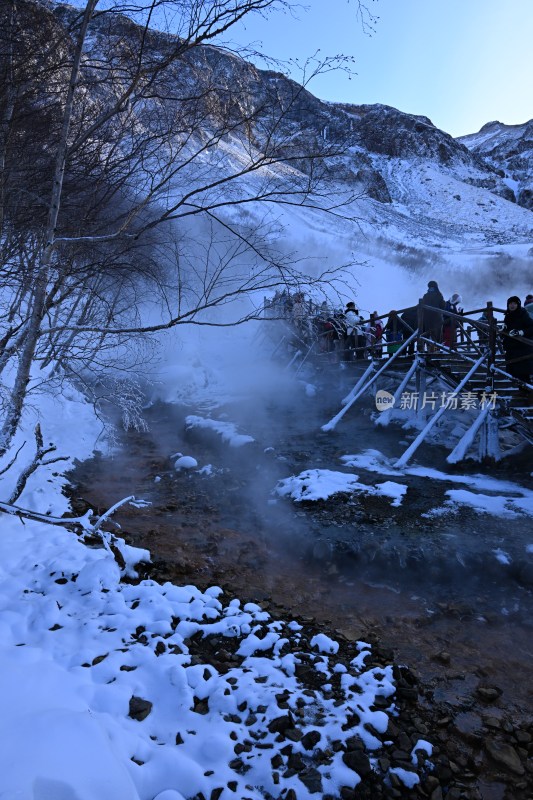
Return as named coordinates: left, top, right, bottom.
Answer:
left=524, top=294, right=533, bottom=321
left=502, top=296, right=533, bottom=385
left=421, top=280, right=445, bottom=350
left=344, top=302, right=364, bottom=360
left=443, top=292, right=463, bottom=348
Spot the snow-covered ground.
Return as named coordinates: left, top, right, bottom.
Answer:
left=1, top=505, right=420, bottom=799
left=0, top=368, right=438, bottom=799
left=2, top=304, right=533, bottom=796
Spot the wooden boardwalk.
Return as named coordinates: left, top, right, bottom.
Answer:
left=269, top=298, right=533, bottom=462
left=426, top=349, right=533, bottom=428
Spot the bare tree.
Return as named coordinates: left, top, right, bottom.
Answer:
left=0, top=0, right=370, bottom=455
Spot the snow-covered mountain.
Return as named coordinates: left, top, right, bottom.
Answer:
left=61, top=0, right=532, bottom=242
left=458, top=119, right=533, bottom=210
left=16, top=0, right=533, bottom=315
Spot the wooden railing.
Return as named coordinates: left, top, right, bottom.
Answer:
left=263, top=295, right=533, bottom=388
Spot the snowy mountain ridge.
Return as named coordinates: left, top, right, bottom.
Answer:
left=12, top=0, right=533, bottom=317
left=458, top=119, right=533, bottom=210
left=47, top=0, right=532, bottom=251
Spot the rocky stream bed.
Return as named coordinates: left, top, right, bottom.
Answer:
left=67, top=368, right=533, bottom=799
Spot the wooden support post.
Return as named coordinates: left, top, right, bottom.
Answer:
left=415, top=356, right=426, bottom=418
left=285, top=349, right=302, bottom=370
left=447, top=404, right=491, bottom=464
left=322, top=330, right=418, bottom=432
left=478, top=409, right=501, bottom=463
left=395, top=353, right=486, bottom=468
left=376, top=359, right=418, bottom=427
left=341, top=360, right=376, bottom=405
left=486, top=301, right=497, bottom=395
left=295, top=341, right=319, bottom=375
left=417, top=298, right=424, bottom=354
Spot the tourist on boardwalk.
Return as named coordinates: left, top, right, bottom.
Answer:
left=442, top=293, right=463, bottom=348
left=365, top=311, right=383, bottom=359
left=291, top=293, right=312, bottom=340
left=400, top=306, right=417, bottom=333
left=384, top=310, right=403, bottom=357
left=399, top=306, right=418, bottom=355
left=421, top=280, right=445, bottom=349
left=313, top=302, right=334, bottom=353
left=525, top=294, right=533, bottom=321
left=343, top=302, right=364, bottom=361
left=502, top=296, right=533, bottom=384
left=354, top=308, right=366, bottom=359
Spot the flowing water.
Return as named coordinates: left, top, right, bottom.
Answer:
left=70, top=362, right=533, bottom=721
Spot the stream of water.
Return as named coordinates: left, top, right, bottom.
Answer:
left=70, top=363, right=533, bottom=720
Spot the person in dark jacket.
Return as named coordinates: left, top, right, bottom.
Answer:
left=384, top=310, right=403, bottom=356
left=421, top=280, right=445, bottom=349
left=502, top=296, right=533, bottom=384
left=399, top=306, right=418, bottom=355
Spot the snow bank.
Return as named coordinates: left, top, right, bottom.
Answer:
left=274, top=468, right=407, bottom=506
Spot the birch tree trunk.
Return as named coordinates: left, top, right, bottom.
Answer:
left=0, top=0, right=17, bottom=241
left=0, top=0, right=98, bottom=455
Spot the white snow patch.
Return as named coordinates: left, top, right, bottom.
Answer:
left=274, top=469, right=361, bottom=501
left=493, top=548, right=511, bottom=565
left=174, top=455, right=198, bottom=470
left=185, top=415, right=254, bottom=447
left=310, top=633, right=339, bottom=654
left=389, top=767, right=420, bottom=788
left=342, top=450, right=533, bottom=517
left=375, top=481, right=408, bottom=506
left=411, top=739, right=433, bottom=764
left=274, top=468, right=409, bottom=507
left=445, top=490, right=518, bottom=517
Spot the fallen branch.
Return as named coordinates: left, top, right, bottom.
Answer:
left=8, top=424, right=69, bottom=504
left=0, top=494, right=138, bottom=572
left=0, top=502, right=94, bottom=530
left=92, top=495, right=135, bottom=532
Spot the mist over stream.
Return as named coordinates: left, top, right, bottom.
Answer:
left=70, top=344, right=533, bottom=722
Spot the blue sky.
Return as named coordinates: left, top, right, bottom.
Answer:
left=224, top=0, right=533, bottom=138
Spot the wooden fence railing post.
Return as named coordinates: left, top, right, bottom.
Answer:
left=417, top=298, right=424, bottom=353
left=486, top=301, right=497, bottom=393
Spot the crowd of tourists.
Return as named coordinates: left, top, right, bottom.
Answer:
left=265, top=283, right=533, bottom=385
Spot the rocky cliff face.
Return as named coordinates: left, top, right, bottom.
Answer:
left=458, top=120, right=533, bottom=209
left=10, top=0, right=533, bottom=243
left=161, top=43, right=533, bottom=214
left=43, top=0, right=526, bottom=211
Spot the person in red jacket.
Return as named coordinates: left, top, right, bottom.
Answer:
left=443, top=293, right=462, bottom=348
